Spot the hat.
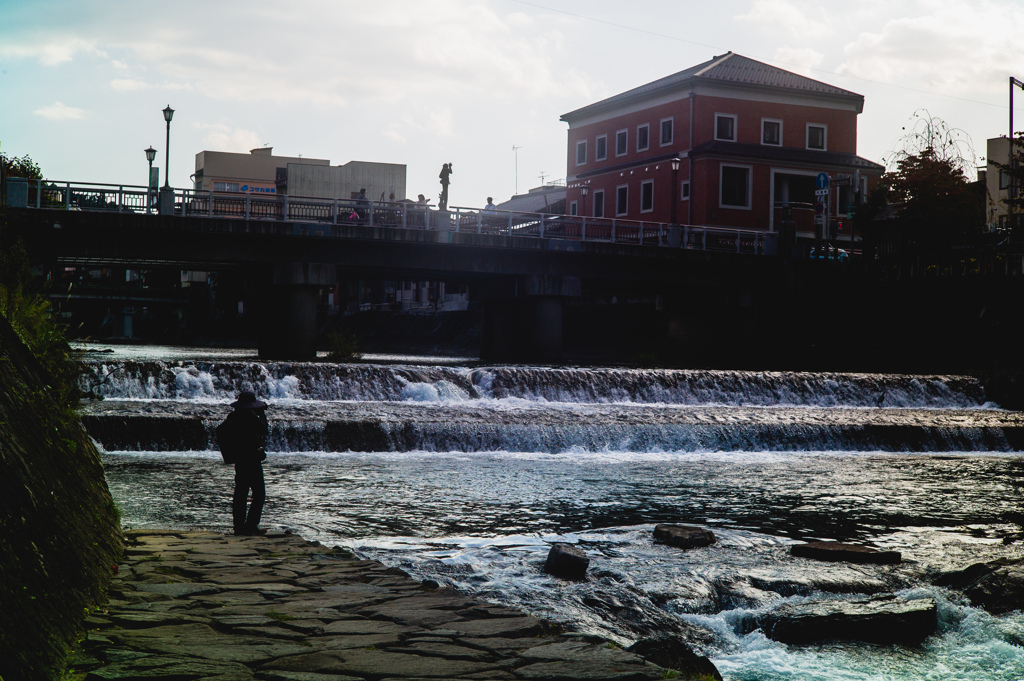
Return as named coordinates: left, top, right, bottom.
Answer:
left=230, top=390, right=266, bottom=409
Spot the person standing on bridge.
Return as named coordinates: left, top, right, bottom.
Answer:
left=220, top=390, right=269, bottom=536
left=356, top=188, right=370, bottom=224
left=438, top=163, right=453, bottom=211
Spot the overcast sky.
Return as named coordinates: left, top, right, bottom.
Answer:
left=1, top=0, right=1021, bottom=208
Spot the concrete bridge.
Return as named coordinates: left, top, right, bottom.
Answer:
left=7, top=181, right=783, bottom=361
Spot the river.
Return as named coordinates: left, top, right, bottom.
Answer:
left=80, top=344, right=1024, bottom=680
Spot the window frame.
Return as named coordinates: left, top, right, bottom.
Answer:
left=806, top=123, right=827, bottom=151
left=576, top=139, right=588, bottom=166
left=761, top=118, right=782, bottom=147
left=615, top=184, right=629, bottom=217
left=719, top=163, right=753, bottom=210
left=636, top=123, right=650, bottom=152
left=680, top=180, right=690, bottom=200
left=615, top=129, right=628, bottom=157
left=569, top=200, right=578, bottom=216
left=715, top=113, right=737, bottom=142
left=640, top=179, right=654, bottom=213
left=592, top=189, right=605, bottom=218
left=595, top=134, right=608, bottom=162
left=660, top=117, right=674, bottom=147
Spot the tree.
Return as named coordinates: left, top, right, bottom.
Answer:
left=857, top=112, right=984, bottom=255
left=0, top=152, right=43, bottom=181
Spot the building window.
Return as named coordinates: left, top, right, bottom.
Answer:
left=213, top=181, right=240, bottom=192
left=1000, top=169, right=1011, bottom=190
left=576, top=140, right=587, bottom=166
left=762, top=119, right=782, bottom=146
left=720, top=164, right=752, bottom=209
left=593, top=189, right=605, bottom=218
left=616, top=185, right=629, bottom=216
left=570, top=200, right=578, bottom=216
left=715, top=114, right=737, bottom=142
left=807, top=124, right=827, bottom=150
left=615, top=129, right=628, bottom=157
left=641, top=180, right=654, bottom=213
left=637, top=123, right=650, bottom=152
left=595, top=135, right=607, bottom=161
left=681, top=181, right=690, bottom=200
left=660, top=118, right=674, bottom=146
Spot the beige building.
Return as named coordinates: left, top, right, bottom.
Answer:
left=193, top=148, right=406, bottom=202
left=193, top=148, right=329, bottom=195
left=282, top=160, right=406, bottom=202
left=986, top=137, right=1012, bottom=230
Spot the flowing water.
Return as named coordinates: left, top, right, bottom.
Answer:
left=80, top=344, right=1024, bottom=680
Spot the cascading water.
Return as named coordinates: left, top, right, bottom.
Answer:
left=85, top=345, right=1024, bottom=680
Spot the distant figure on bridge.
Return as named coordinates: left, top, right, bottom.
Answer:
left=483, top=197, right=497, bottom=215
left=438, top=163, right=453, bottom=211
left=356, top=188, right=370, bottom=224
left=219, top=390, right=269, bottom=536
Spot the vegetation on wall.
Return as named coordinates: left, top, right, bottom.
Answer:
left=0, top=203, right=123, bottom=680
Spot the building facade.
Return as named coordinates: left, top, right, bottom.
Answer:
left=561, top=52, right=883, bottom=237
left=194, top=148, right=329, bottom=195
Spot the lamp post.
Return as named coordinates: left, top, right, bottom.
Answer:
left=580, top=185, right=589, bottom=218
left=670, top=157, right=681, bottom=225
left=162, top=105, right=174, bottom=189
left=144, top=146, right=156, bottom=214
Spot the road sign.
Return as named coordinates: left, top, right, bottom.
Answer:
left=815, top=188, right=829, bottom=197
left=814, top=202, right=825, bottom=215
left=816, top=172, right=829, bottom=189
left=832, top=173, right=853, bottom=187
left=814, top=215, right=825, bottom=225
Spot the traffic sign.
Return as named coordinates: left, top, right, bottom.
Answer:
left=816, top=172, right=829, bottom=189
left=815, top=188, right=829, bottom=197
left=814, top=215, right=825, bottom=225
left=832, top=173, right=853, bottom=187
left=814, top=202, right=825, bottom=215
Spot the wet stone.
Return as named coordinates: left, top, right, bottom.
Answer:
left=790, top=541, right=902, bottom=565
left=653, top=524, right=717, bottom=549
left=750, top=594, right=937, bottom=644
left=544, top=543, right=590, bottom=580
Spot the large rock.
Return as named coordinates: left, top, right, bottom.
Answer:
left=626, top=635, right=723, bottom=680
left=749, top=594, right=937, bottom=645
left=653, top=524, right=716, bottom=549
left=544, top=542, right=590, bottom=580
left=790, top=541, right=901, bottom=565
left=935, top=557, right=1024, bottom=614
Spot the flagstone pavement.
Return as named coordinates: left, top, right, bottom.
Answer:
left=70, top=529, right=673, bottom=680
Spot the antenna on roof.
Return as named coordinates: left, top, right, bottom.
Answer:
left=513, top=145, right=523, bottom=194
left=538, top=171, right=548, bottom=185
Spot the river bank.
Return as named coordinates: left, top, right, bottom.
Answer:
left=71, top=528, right=707, bottom=680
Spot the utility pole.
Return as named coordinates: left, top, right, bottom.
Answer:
left=512, top=145, right=522, bottom=195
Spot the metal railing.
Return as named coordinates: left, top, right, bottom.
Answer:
left=14, top=180, right=772, bottom=254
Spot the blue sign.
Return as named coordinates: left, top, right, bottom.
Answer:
left=816, top=172, right=829, bottom=190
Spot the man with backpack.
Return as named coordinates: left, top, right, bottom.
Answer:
left=217, top=391, right=269, bottom=535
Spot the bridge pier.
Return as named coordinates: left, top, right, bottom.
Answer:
left=258, top=263, right=336, bottom=360
left=480, top=276, right=580, bottom=363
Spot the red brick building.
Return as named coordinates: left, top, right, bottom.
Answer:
left=560, top=52, right=884, bottom=238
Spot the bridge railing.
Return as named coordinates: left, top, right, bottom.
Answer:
left=16, top=180, right=771, bottom=253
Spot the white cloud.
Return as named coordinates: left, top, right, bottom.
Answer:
left=1, top=38, right=104, bottom=66
left=33, top=101, right=86, bottom=120
left=196, top=123, right=263, bottom=153
left=770, top=47, right=825, bottom=79
left=110, top=78, right=150, bottom=91
left=737, top=0, right=833, bottom=38
left=838, top=1, right=1024, bottom=95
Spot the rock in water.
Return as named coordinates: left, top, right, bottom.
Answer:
left=544, top=543, right=590, bottom=580
left=653, top=524, right=716, bottom=549
left=791, top=541, right=901, bottom=564
left=935, top=558, right=1024, bottom=614
left=750, top=594, right=936, bottom=645
left=627, top=635, right=723, bottom=680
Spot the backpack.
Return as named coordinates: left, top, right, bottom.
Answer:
left=215, top=409, right=266, bottom=465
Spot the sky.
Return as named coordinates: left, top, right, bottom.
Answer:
left=2, top=0, right=1023, bottom=208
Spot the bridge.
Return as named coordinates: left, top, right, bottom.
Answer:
left=7, top=179, right=786, bottom=361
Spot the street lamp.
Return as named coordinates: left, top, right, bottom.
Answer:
left=580, top=185, right=589, bottom=219
left=144, top=146, right=156, bottom=213
left=670, top=157, right=681, bottom=225
left=162, top=105, right=174, bottom=189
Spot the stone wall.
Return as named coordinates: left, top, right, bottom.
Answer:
left=0, top=314, right=123, bottom=680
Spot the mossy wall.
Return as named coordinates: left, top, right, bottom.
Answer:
left=0, top=313, right=123, bottom=680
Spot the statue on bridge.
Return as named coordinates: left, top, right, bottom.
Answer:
left=438, top=163, right=453, bottom=211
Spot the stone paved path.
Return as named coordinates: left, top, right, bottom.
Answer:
left=71, top=530, right=672, bottom=680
